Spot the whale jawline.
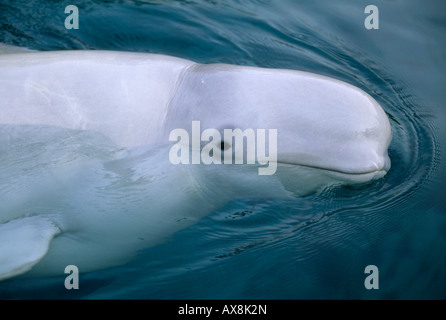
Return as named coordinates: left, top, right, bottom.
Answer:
left=277, top=161, right=389, bottom=176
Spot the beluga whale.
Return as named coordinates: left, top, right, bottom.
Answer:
left=0, top=49, right=392, bottom=281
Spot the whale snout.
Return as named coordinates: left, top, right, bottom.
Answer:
left=365, top=150, right=391, bottom=174
left=275, top=147, right=391, bottom=196
left=274, top=79, right=392, bottom=184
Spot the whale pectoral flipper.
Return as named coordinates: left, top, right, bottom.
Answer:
left=0, top=216, right=61, bottom=281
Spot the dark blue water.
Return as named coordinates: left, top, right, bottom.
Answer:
left=0, top=0, right=445, bottom=299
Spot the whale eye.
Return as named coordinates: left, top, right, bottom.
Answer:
left=220, top=141, right=231, bottom=151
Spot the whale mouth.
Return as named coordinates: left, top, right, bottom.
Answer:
left=276, top=154, right=391, bottom=183
left=278, top=161, right=389, bottom=176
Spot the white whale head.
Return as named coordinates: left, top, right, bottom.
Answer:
left=162, top=64, right=392, bottom=195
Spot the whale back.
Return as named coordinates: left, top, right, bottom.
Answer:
left=0, top=51, right=194, bottom=147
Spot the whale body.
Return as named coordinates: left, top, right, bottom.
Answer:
left=0, top=50, right=391, bottom=280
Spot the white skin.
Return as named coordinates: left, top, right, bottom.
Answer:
left=0, top=51, right=391, bottom=279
